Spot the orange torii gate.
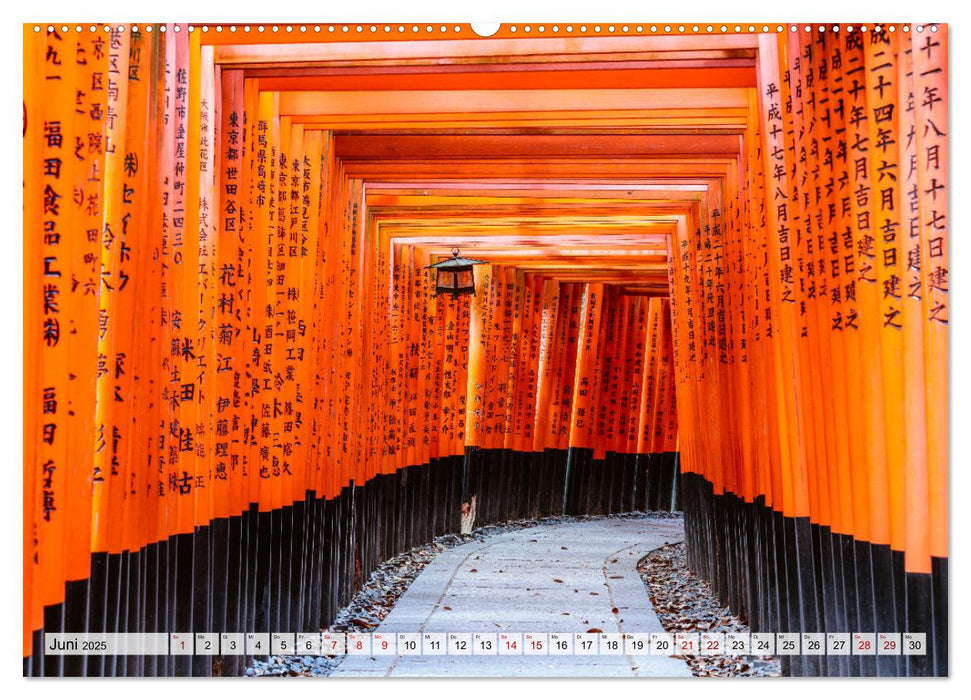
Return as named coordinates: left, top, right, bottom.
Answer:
left=23, top=23, right=946, bottom=678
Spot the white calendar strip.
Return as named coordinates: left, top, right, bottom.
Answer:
left=43, top=633, right=170, bottom=655
left=42, top=632, right=927, bottom=656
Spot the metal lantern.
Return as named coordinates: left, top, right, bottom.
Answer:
left=425, top=248, right=486, bottom=297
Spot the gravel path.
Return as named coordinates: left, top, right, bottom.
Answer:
left=245, top=512, right=680, bottom=677
left=330, top=516, right=691, bottom=676
left=245, top=512, right=780, bottom=678
left=637, top=542, right=781, bottom=677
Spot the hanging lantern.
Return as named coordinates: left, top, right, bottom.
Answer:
left=425, top=248, right=487, bottom=297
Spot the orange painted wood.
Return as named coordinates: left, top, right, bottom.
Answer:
left=914, top=26, right=948, bottom=562
left=22, top=27, right=951, bottom=655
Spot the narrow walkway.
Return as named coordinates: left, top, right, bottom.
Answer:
left=332, top=517, right=692, bottom=677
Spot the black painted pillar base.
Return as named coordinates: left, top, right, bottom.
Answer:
left=679, top=471, right=946, bottom=677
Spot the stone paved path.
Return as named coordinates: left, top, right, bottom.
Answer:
left=331, top=517, right=692, bottom=677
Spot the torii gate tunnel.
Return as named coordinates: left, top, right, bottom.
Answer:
left=23, top=22, right=948, bottom=677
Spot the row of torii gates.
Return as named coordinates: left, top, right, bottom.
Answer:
left=23, top=22, right=948, bottom=677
